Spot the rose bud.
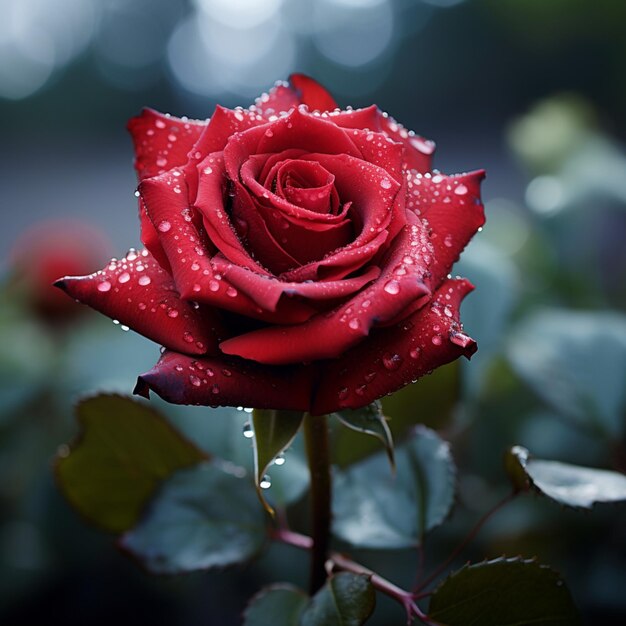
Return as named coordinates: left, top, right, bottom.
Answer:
left=10, top=220, right=111, bottom=324
left=55, top=75, right=484, bottom=415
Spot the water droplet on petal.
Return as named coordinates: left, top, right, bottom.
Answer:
left=382, top=352, right=403, bottom=370
left=384, top=280, right=400, bottom=295
left=167, top=309, right=179, bottom=318
left=454, top=184, right=468, bottom=196
left=348, top=318, right=360, bottom=330
left=183, top=331, right=194, bottom=343
left=158, top=220, right=171, bottom=233
left=138, top=275, right=151, bottom=286
left=432, top=335, right=442, bottom=346
left=409, top=347, right=421, bottom=359
left=380, top=177, right=392, bottom=189
left=118, top=272, right=130, bottom=284
left=189, top=375, right=201, bottom=387
left=444, top=234, right=453, bottom=248
left=226, top=287, right=237, bottom=298
left=97, top=280, right=111, bottom=292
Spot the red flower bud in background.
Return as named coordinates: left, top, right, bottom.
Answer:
left=10, top=220, right=111, bottom=324
left=56, top=75, right=484, bottom=414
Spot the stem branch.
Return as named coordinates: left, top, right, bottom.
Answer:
left=303, top=413, right=332, bottom=594
left=414, top=490, right=518, bottom=593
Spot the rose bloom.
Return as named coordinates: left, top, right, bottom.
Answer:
left=56, top=75, right=484, bottom=415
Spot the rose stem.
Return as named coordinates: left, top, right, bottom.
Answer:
left=413, top=490, right=519, bottom=594
left=271, top=529, right=436, bottom=625
left=303, top=412, right=332, bottom=594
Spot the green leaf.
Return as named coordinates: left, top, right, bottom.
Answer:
left=56, top=394, right=206, bottom=533
left=120, top=461, right=267, bottom=574
left=333, top=401, right=395, bottom=470
left=507, top=445, right=626, bottom=509
left=301, top=573, right=375, bottom=626
left=429, top=557, right=582, bottom=625
left=243, top=585, right=309, bottom=626
left=251, top=409, right=305, bottom=514
left=243, top=574, right=375, bottom=626
left=333, top=426, right=455, bottom=549
left=507, top=309, right=626, bottom=437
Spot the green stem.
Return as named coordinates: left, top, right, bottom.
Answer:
left=303, top=413, right=332, bottom=594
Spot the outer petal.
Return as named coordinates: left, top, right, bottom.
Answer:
left=54, top=250, right=220, bottom=355
left=289, top=74, right=338, bottom=112
left=127, top=108, right=205, bottom=180
left=329, top=105, right=435, bottom=173
left=251, top=75, right=338, bottom=117
left=220, top=219, right=432, bottom=364
left=408, top=169, right=486, bottom=290
left=134, top=351, right=315, bottom=412
left=311, top=278, right=477, bottom=415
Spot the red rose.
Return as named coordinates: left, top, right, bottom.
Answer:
left=56, top=75, right=484, bottom=415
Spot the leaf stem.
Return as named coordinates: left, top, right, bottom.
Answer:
left=271, top=528, right=438, bottom=625
left=414, top=490, right=518, bottom=593
left=303, top=412, right=332, bottom=594
left=329, top=553, right=438, bottom=625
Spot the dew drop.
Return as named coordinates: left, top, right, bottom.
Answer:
left=183, top=331, right=194, bottom=343
left=382, top=352, right=403, bottom=370
left=189, top=375, right=201, bottom=387
left=444, top=234, right=453, bottom=248
left=274, top=454, right=286, bottom=466
left=454, top=184, right=468, bottom=196
left=209, top=280, right=220, bottom=292
left=348, top=318, right=360, bottom=330
left=260, top=475, right=272, bottom=490
left=158, top=220, right=171, bottom=233
left=432, top=335, right=443, bottom=346
left=167, top=309, right=179, bottom=318
left=383, top=280, right=400, bottom=295
left=409, top=347, right=421, bottom=359
left=97, top=280, right=112, bottom=292
left=138, top=275, right=151, bottom=286
left=118, top=272, right=130, bottom=284
left=242, top=422, right=254, bottom=438
left=380, top=177, right=392, bottom=190
left=226, top=287, right=238, bottom=298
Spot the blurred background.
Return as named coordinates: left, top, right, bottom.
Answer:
left=1, top=0, right=625, bottom=624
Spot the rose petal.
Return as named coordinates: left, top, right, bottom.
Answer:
left=127, top=108, right=206, bottom=181
left=134, top=350, right=315, bottom=412
left=183, top=106, right=264, bottom=203
left=251, top=75, right=337, bottom=118
left=213, top=260, right=381, bottom=312
left=408, top=169, right=486, bottom=289
left=288, top=74, right=338, bottom=112
left=330, top=105, right=435, bottom=173
left=311, top=278, right=477, bottom=415
left=223, top=108, right=362, bottom=184
left=54, top=250, right=220, bottom=355
left=220, top=219, right=432, bottom=364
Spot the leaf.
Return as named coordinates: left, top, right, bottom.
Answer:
left=507, top=309, right=626, bottom=437
left=333, top=401, right=395, bottom=470
left=119, top=461, right=267, bottom=574
left=428, top=556, right=582, bottom=625
left=301, top=573, right=375, bottom=626
left=243, top=574, right=375, bottom=626
left=507, top=445, right=626, bottom=509
left=56, top=394, right=206, bottom=533
left=251, top=409, right=305, bottom=514
left=333, top=426, right=455, bottom=549
left=243, top=585, right=308, bottom=626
